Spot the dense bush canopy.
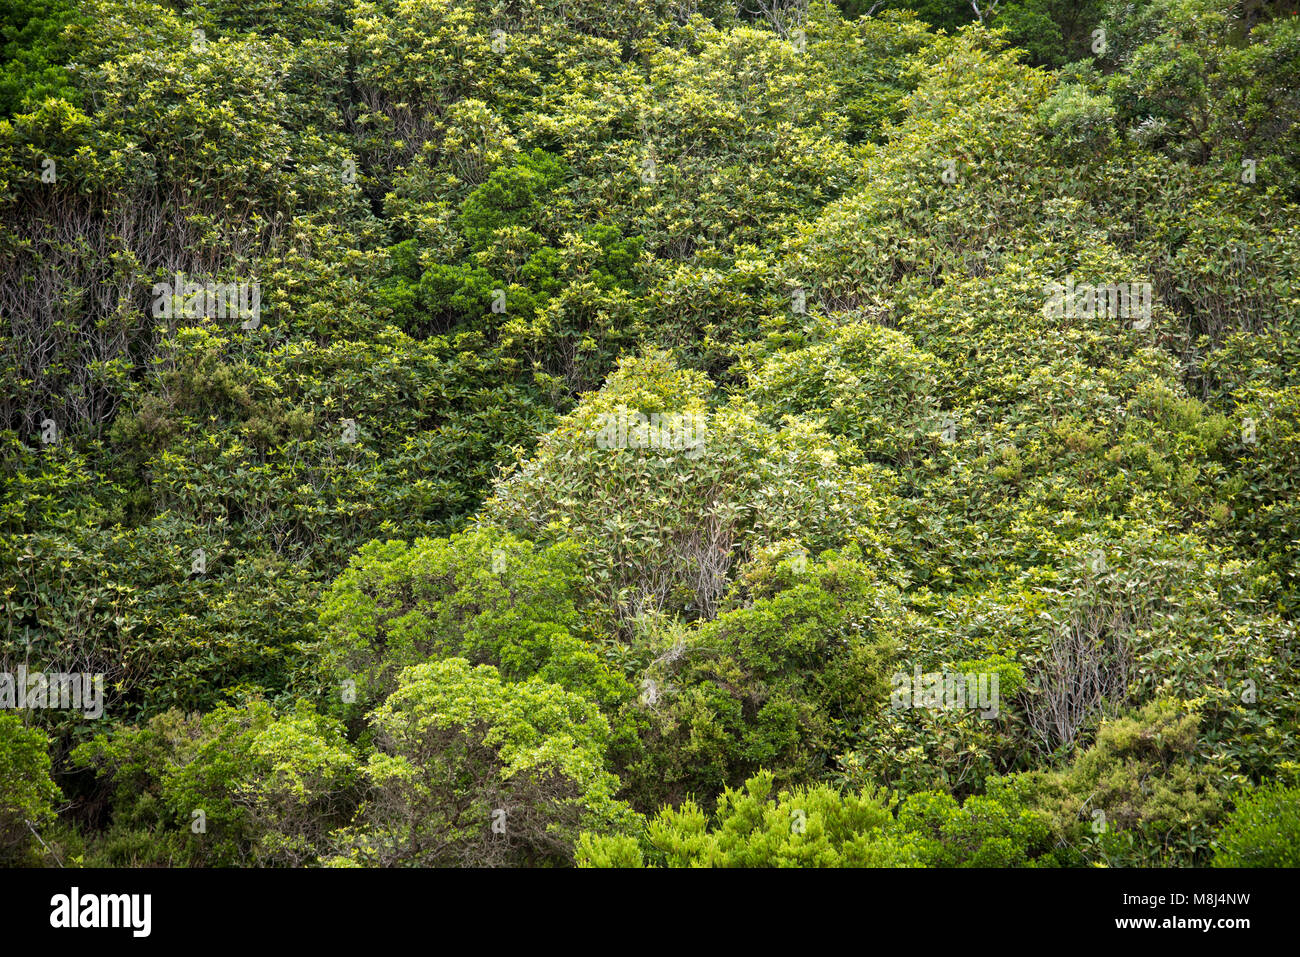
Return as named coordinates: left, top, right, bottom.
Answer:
left=2, top=0, right=1298, bottom=868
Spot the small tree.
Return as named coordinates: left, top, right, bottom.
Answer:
left=331, top=659, right=631, bottom=867
left=0, top=715, right=62, bottom=865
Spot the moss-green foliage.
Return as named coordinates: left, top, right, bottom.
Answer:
left=582, top=771, right=901, bottom=867
left=586, top=701, right=1222, bottom=867
left=4, top=0, right=1298, bottom=867
left=0, top=0, right=88, bottom=115
left=1005, top=700, right=1227, bottom=866
left=1212, top=782, right=1300, bottom=867
left=315, top=527, right=634, bottom=718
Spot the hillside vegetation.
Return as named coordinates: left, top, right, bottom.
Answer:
left=2, top=0, right=1299, bottom=868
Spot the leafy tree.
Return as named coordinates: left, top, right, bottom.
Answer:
left=0, top=714, right=62, bottom=865
left=329, top=658, right=631, bottom=866
left=72, top=699, right=357, bottom=866
left=625, top=546, right=901, bottom=807
left=315, top=527, right=633, bottom=716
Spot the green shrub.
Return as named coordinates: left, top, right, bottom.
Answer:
left=580, top=768, right=1059, bottom=867
left=1010, top=700, right=1227, bottom=866
left=624, top=547, right=901, bottom=808
left=1212, top=783, right=1300, bottom=868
